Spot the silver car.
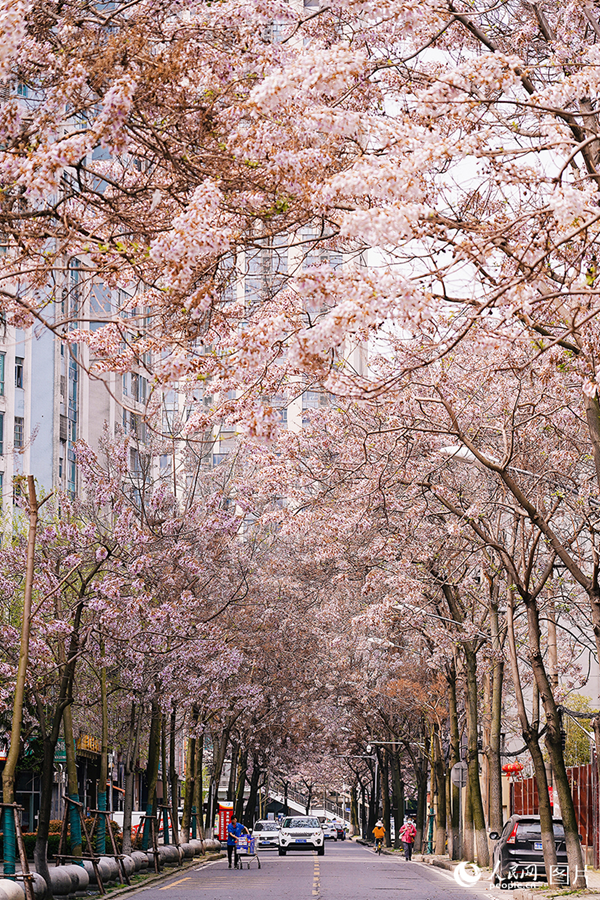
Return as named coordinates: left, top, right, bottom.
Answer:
left=252, top=819, right=280, bottom=849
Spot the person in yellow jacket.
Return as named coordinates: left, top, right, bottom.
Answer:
left=372, top=820, right=385, bottom=852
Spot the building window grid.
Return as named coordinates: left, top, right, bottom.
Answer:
left=15, top=357, right=23, bottom=389
left=14, top=416, right=24, bottom=449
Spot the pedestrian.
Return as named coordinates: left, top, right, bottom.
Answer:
left=398, top=819, right=417, bottom=860
left=226, top=815, right=249, bottom=868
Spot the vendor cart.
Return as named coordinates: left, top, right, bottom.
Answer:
left=235, top=835, right=261, bottom=869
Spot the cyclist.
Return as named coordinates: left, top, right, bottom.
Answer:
left=372, top=820, right=385, bottom=854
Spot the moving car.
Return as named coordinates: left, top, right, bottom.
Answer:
left=278, top=816, right=324, bottom=855
left=490, top=816, right=568, bottom=887
left=252, top=819, right=280, bottom=849
left=333, top=822, right=346, bottom=841
left=322, top=821, right=338, bottom=840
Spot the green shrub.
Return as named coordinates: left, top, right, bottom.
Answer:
left=0, top=833, right=61, bottom=860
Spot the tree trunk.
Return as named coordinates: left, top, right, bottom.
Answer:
left=169, top=706, right=179, bottom=845
left=161, top=714, right=169, bottom=844
left=96, top=660, right=109, bottom=855
left=414, top=745, right=428, bottom=853
left=447, top=660, right=460, bottom=859
left=63, top=704, right=82, bottom=860
left=234, top=749, right=248, bottom=821
left=351, top=782, right=360, bottom=837
left=34, top=733, right=59, bottom=888
left=192, top=730, right=204, bottom=839
left=227, top=743, right=238, bottom=802
left=243, top=755, right=261, bottom=827
left=390, top=750, right=404, bottom=850
left=122, top=702, right=141, bottom=855
left=380, top=751, right=391, bottom=847
left=506, top=589, right=557, bottom=880
left=463, top=775, right=473, bottom=862
left=205, top=727, right=230, bottom=836
left=2, top=477, right=38, bottom=875
left=142, top=700, right=161, bottom=851
left=367, top=766, right=377, bottom=837
left=34, top=595, right=87, bottom=884
left=181, top=707, right=198, bottom=843
left=464, top=646, right=489, bottom=866
left=523, top=594, right=584, bottom=887
left=488, top=596, right=504, bottom=835
left=360, top=777, right=367, bottom=839
left=304, top=783, right=313, bottom=816
left=433, top=725, right=446, bottom=855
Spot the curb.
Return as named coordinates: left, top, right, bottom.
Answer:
left=96, top=853, right=225, bottom=897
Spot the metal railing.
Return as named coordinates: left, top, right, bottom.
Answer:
left=270, top=787, right=350, bottom=822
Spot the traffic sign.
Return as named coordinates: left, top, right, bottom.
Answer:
left=451, top=762, right=468, bottom=788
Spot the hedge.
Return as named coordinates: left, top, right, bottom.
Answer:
left=0, top=833, right=61, bottom=860
left=0, top=824, right=123, bottom=859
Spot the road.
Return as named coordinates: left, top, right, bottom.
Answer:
left=134, top=841, right=505, bottom=900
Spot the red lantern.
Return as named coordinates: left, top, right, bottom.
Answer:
left=502, top=761, right=524, bottom=779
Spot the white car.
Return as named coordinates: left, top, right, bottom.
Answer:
left=278, top=816, right=324, bottom=855
left=322, top=821, right=338, bottom=840
left=252, top=820, right=280, bottom=849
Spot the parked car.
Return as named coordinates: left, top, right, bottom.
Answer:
left=252, top=820, right=280, bottom=849
left=278, top=816, right=324, bottom=855
left=490, top=816, right=568, bottom=887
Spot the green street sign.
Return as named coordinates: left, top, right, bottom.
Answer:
left=54, top=738, right=67, bottom=763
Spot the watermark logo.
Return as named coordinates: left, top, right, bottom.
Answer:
left=454, top=862, right=482, bottom=887
left=453, top=861, right=589, bottom=890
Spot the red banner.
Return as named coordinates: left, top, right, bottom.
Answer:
left=218, top=803, right=234, bottom=841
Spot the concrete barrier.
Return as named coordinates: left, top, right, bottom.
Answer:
left=47, top=867, right=74, bottom=896
left=121, top=855, right=136, bottom=877
left=63, top=864, right=89, bottom=893
left=130, top=851, right=148, bottom=871
left=0, top=880, right=28, bottom=900
left=98, top=858, right=119, bottom=882
left=158, top=846, right=179, bottom=866
left=180, top=843, right=195, bottom=859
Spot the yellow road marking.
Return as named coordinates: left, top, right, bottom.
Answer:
left=159, top=877, right=191, bottom=890
left=313, top=856, right=321, bottom=899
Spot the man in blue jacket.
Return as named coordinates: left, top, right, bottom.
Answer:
left=227, top=816, right=249, bottom=868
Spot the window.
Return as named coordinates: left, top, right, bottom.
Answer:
left=14, top=416, right=23, bottom=449
left=0, top=353, right=5, bottom=395
left=129, top=448, right=141, bottom=474
left=15, top=357, right=23, bottom=388
left=68, top=458, right=76, bottom=497
left=132, top=373, right=148, bottom=403
left=0, top=412, right=4, bottom=454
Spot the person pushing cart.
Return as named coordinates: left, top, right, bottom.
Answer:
left=227, top=816, right=249, bottom=869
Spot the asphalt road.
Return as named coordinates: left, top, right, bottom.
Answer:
left=134, top=841, right=506, bottom=900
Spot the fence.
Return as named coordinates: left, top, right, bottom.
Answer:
left=510, top=761, right=599, bottom=866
